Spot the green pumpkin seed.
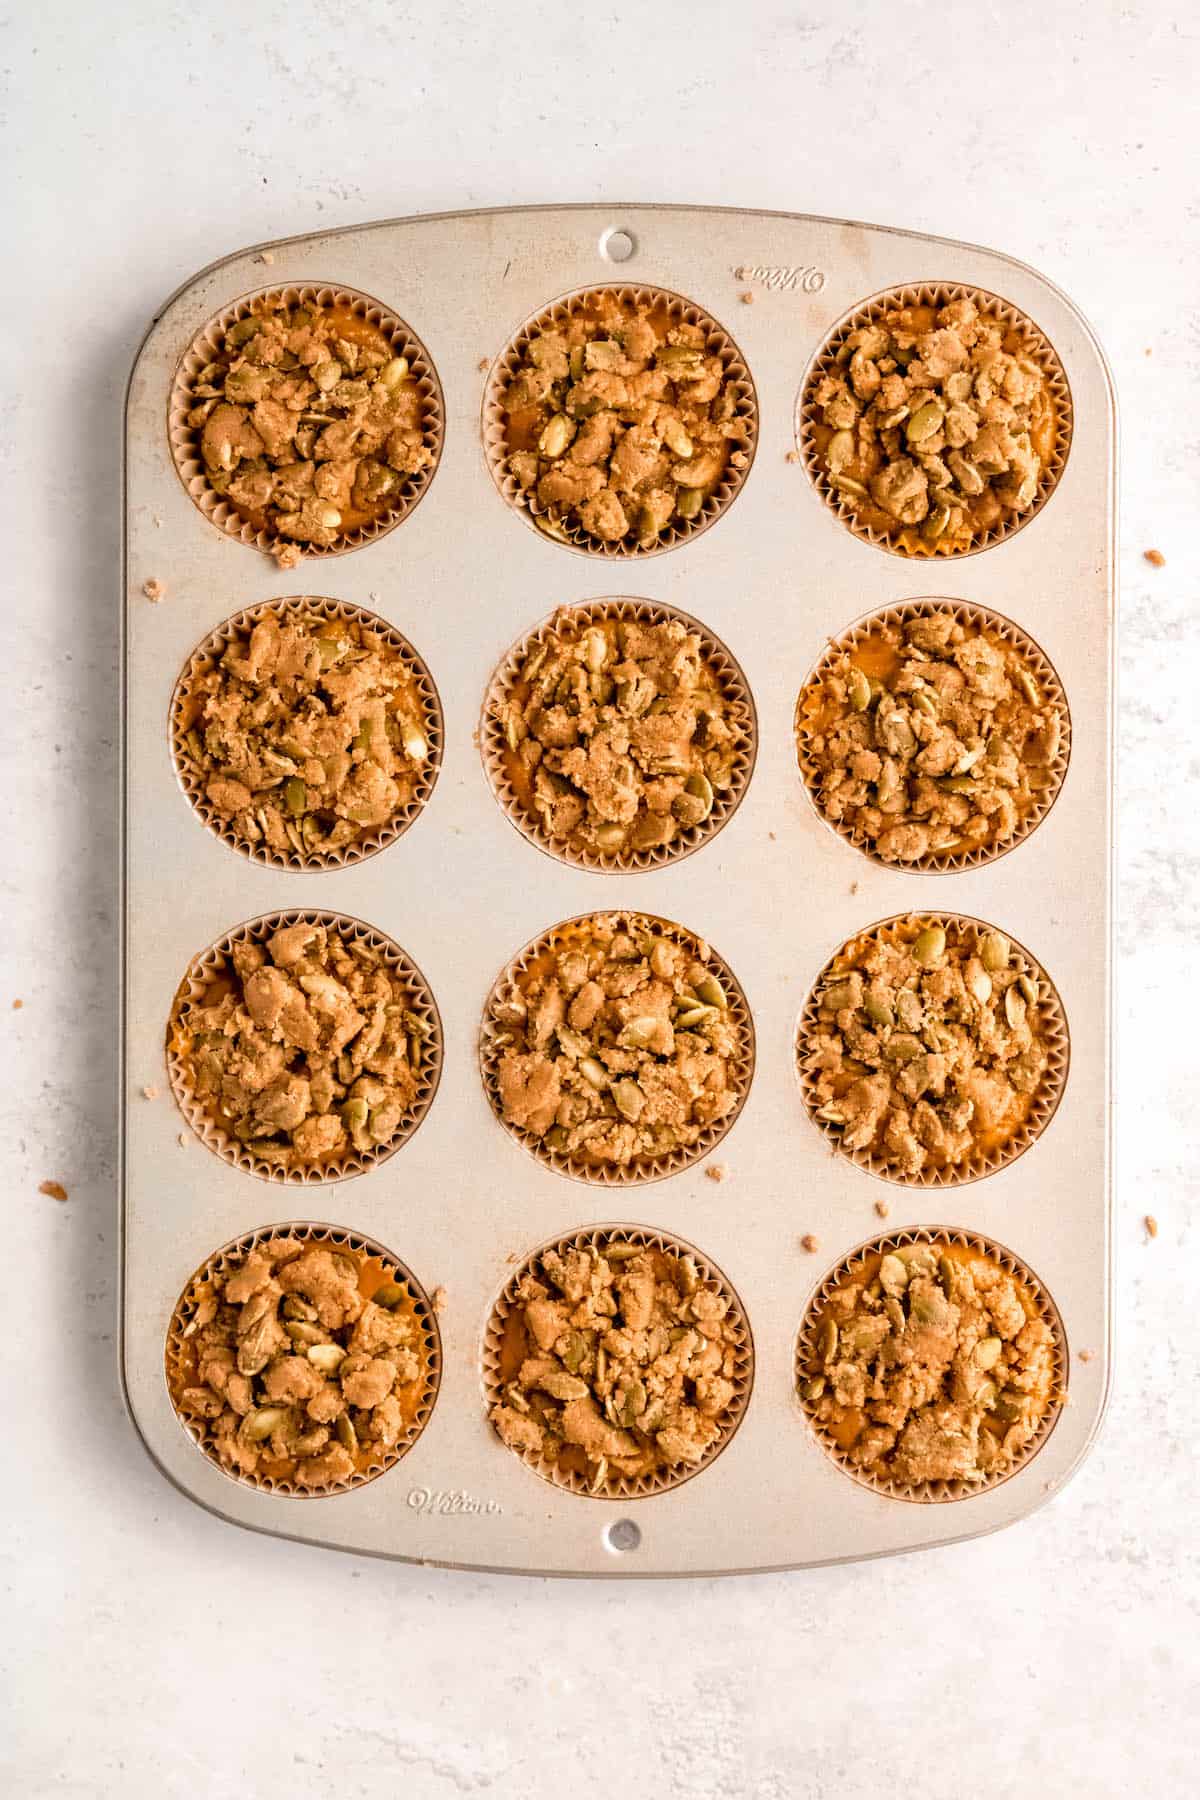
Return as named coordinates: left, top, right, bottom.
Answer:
left=1018, top=972, right=1039, bottom=1006
left=621, top=1378, right=647, bottom=1427
left=603, top=1243, right=641, bottom=1261
left=693, top=972, right=728, bottom=1011
left=803, top=1375, right=826, bottom=1401
left=284, top=1320, right=323, bottom=1348
left=372, top=1281, right=406, bottom=1308
left=911, top=925, right=946, bottom=967
left=579, top=1056, right=610, bottom=1091
left=675, top=487, right=703, bottom=520
left=879, top=1254, right=909, bottom=1295
left=817, top=1317, right=838, bottom=1364
left=675, top=1004, right=717, bottom=1030
left=831, top=474, right=869, bottom=500
left=864, top=992, right=894, bottom=1029
left=661, top=417, right=693, bottom=459
left=980, top=931, right=1010, bottom=973
left=922, top=504, right=952, bottom=542
left=847, top=667, right=872, bottom=712
left=307, top=1343, right=346, bottom=1375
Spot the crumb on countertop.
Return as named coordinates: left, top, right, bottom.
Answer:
left=1144, top=548, right=1166, bottom=568
left=39, top=1180, right=68, bottom=1202
left=255, top=250, right=275, bottom=265
left=272, top=542, right=303, bottom=571
left=800, top=1233, right=820, bottom=1253
left=706, top=1163, right=729, bottom=1183
left=874, top=1199, right=890, bottom=1219
left=478, top=357, right=490, bottom=373
left=739, top=291, right=754, bottom=305
left=431, top=1285, right=447, bottom=1313
left=1077, top=1347, right=1094, bottom=1363
left=142, top=577, right=165, bottom=602
left=785, top=450, right=801, bottom=464
left=1144, top=1214, right=1158, bottom=1239
left=12, top=998, right=22, bottom=1010
left=141, top=1084, right=159, bottom=1101
left=178, top=1133, right=189, bottom=1149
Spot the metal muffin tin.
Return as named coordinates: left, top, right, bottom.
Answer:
left=120, top=204, right=1114, bottom=1577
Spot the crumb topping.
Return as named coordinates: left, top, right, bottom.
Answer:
left=495, top=613, right=746, bottom=859
left=173, top=922, right=432, bottom=1171
left=800, top=919, right=1053, bottom=1180
left=490, top=915, right=746, bottom=1172
left=810, top=295, right=1059, bottom=550
left=189, top=300, right=434, bottom=547
left=501, top=294, right=750, bottom=547
left=798, top=609, right=1064, bottom=864
left=490, top=1239, right=744, bottom=1491
left=171, top=1238, right=431, bottom=1489
left=177, top=606, right=434, bottom=861
left=801, top=1240, right=1058, bottom=1488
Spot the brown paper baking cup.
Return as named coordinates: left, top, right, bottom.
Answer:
left=794, top=597, right=1071, bottom=873
left=482, top=284, right=758, bottom=557
left=165, top=1222, right=441, bottom=1498
left=481, top=597, right=757, bottom=872
left=166, top=910, right=443, bottom=1183
left=480, top=911, right=755, bottom=1186
left=170, top=597, right=444, bottom=871
left=482, top=1222, right=753, bottom=1499
left=795, top=913, right=1069, bottom=1187
left=797, top=283, right=1072, bottom=557
left=168, top=284, right=444, bottom=558
left=795, top=1225, right=1066, bottom=1502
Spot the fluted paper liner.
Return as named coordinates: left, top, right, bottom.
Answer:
left=797, top=282, right=1073, bottom=558
left=166, top=909, right=443, bottom=1183
left=166, top=1222, right=441, bottom=1498
left=169, top=283, right=444, bottom=557
left=483, top=284, right=758, bottom=557
left=794, top=597, right=1071, bottom=873
left=170, top=596, right=444, bottom=871
left=795, top=1225, right=1066, bottom=1502
left=481, top=597, right=757, bottom=872
left=795, top=912, right=1069, bottom=1187
left=480, top=910, right=755, bottom=1185
left=483, top=1222, right=753, bottom=1499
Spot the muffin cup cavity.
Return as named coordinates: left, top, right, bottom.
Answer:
left=483, top=284, right=757, bottom=557
left=483, top=1222, right=753, bottom=1499
left=166, top=910, right=443, bottom=1184
left=481, top=597, right=757, bottom=872
left=795, top=1226, right=1066, bottom=1501
left=166, top=1222, right=441, bottom=1497
left=797, top=282, right=1072, bottom=558
left=170, top=597, right=443, bottom=871
left=169, top=283, right=444, bottom=559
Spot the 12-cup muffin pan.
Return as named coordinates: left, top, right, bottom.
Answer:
left=120, top=204, right=1114, bottom=1576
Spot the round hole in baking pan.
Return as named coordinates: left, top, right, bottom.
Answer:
left=795, top=1225, right=1066, bottom=1502
left=794, top=597, right=1070, bottom=874
left=481, top=596, right=757, bottom=873
left=169, top=596, right=444, bottom=871
left=165, top=1221, right=441, bottom=1498
left=168, top=282, right=444, bottom=561
left=480, top=909, right=755, bottom=1186
left=482, top=1222, right=753, bottom=1500
left=794, top=912, right=1069, bottom=1188
left=599, top=227, right=637, bottom=263
left=165, top=909, right=443, bottom=1184
left=795, top=282, right=1073, bottom=558
left=482, top=283, right=758, bottom=558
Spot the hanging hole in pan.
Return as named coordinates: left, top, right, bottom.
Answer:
left=599, top=227, right=636, bottom=263
left=605, top=1519, right=642, bottom=1554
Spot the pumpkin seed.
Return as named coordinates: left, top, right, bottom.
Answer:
left=579, top=1056, right=610, bottom=1091
left=803, top=1376, right=826, bottom=1401
left=975, top=1336, right=1003, bottom=1371
left=831, top=474, right=869, bottom=500
left=905, top=400, right=945, bottom=444
left=380, top=355, right=410, bottom=389
left=307, top=1343, right=346, bottom=1374
left=372, top=1280, right=406, bottom=1308
left=675, top=487, right=703, bottom=519
left=817, top=1317, right=838, bottom=1364
left=621, top=1378, right=647, bottom=1426
left=1004, top=985, right=1027, bottom=1029
left=981, top=931, right=1010, bottom=972
left=847, top=667, right=872, bottom=712
left=284, top=1320, right=323, bottom=1348
left=336, top=1413, right=358, bottom=1454
left=911, top=924, right=946, bottom=967
left=879, top=1253, right=909, bottom=1295
left=921, top=504, right=952, bottom=541
left=243, top=1406, right=287, bottom=1442
left=693, top=972, right=728, bottom=1011
left=589, top=1457, right=609, bottom=1494
left=603, top=1243, right=641, bottom=1261
left=538, top=413, right=575, bottom=459
left=535, top=511, right=571, bottom=542
left=674, top=1004, right=717, bottom=1030
left=661, top=416, right=693, bottom=459
left=1018, top=972, right=1039, bottom=1006
left=593, top=822, right=627, bottom=852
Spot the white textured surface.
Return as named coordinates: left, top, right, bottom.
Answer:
left=0, top=1, right=1195, bottom=1794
